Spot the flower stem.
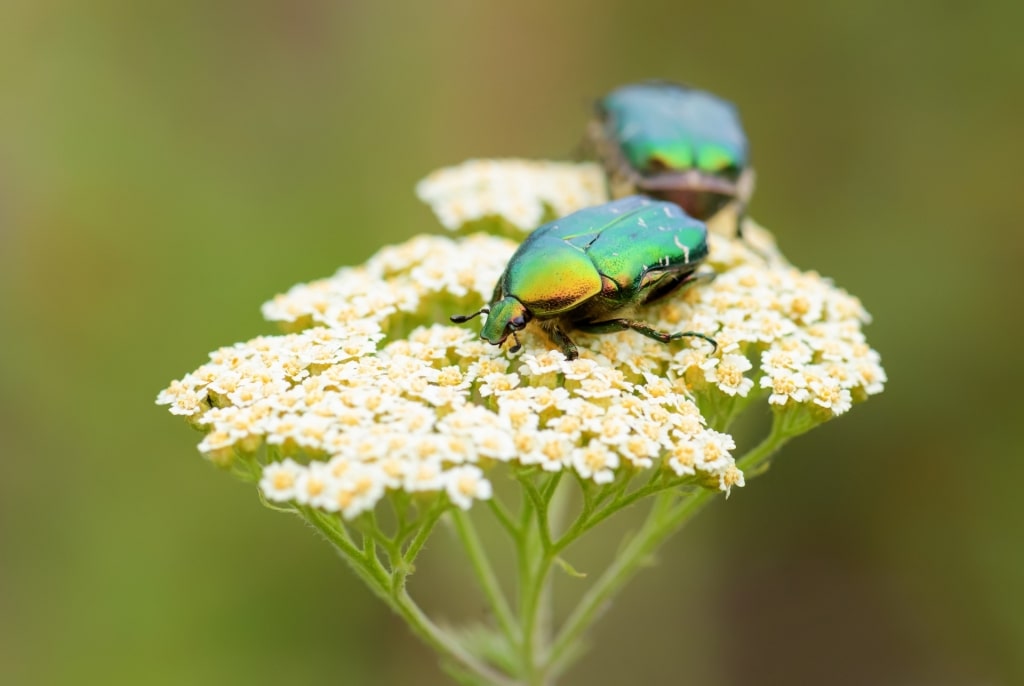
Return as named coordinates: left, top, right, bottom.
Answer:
left=300, top=507, right=391, bottom=600
left=305, top=418, right=793, bottom=685
left=303, top=506, right=514, bottom=686
left=402, top=499, right=446, bottom=563
left=392, top=586, right=518, bottom=686
left=451, top=508, right=519, bottom=644
left=737, top=414, right=791, bottom=475
left=520, top=552, right=555, bottom=684
left=537, top=477, right=572, bottom=652
left=542, top=422, right=791, bottom=679
left=544, top=486, right=714, bottom=680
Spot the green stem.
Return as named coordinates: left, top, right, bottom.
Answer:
left=520, top=475, right=553, bottom=551
left=487, top=495, right=520, bottom=540
left=737, top=414, right=791, bottom=475
left=301, top=508, right=390, bottom=599
left=393, top=586, right=518, bottom=686
left=595, top=470, right=633, bottom=509
left=535, top=475, right=573, bottom=669
left=542, top=422, right=791, bottom=679
left=302, top=410, right=793, bottom=685
left=517, top=473, right=570, bottom=684
left=541, top=471, right=564, bottom=504
left=403, top=499, right=446, bottom=563
left=451, top=508, right=520, bottom=644
left=516, top=486, right=535, bottom=624
left=552, top=472, right=674, bottom=554
left=304, top=506, right=513, bottom=686
left=545, top=487, right=714, bottom=680
left=520, top=551, right=555, bottom=684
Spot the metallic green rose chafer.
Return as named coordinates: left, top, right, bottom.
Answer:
left=451, top=196, right=716, bottom=360
left=589, top=81, right=754, bottom=231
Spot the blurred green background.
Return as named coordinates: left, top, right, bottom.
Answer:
left=2, top=1, right=1022, bottom=684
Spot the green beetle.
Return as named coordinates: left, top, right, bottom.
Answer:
left=588, top=81, right=754, bottom=232
left=451, top=196, right=716, bottom=360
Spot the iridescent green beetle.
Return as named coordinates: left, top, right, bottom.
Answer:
left=451, top=196, right=716, bottom=360
left=588, top=81, right=754, bottom=231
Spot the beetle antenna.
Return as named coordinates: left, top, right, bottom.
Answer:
left=450, top=307, right=489, bottom=324
left=509, top=331, right=522, bottom=353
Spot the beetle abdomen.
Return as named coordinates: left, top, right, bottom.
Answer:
left=584, top=201, right=708, bottom=293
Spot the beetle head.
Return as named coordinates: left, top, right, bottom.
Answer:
left=480, top=297, right=530, bottom=351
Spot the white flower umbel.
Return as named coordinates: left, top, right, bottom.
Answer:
left=159, top=159, right=885, bottom=686
left=416, top=159, right=609, bottom=237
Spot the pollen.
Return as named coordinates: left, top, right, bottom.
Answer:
left=437, top=366, right=465, bottom=386
left=303, top=477, right=325, bottom=498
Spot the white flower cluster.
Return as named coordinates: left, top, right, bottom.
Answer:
left=158, top=161, right=884, bottom=519
left=416, top=159, right=608, bottom=234
left=666, top=247, right=887, bottom=415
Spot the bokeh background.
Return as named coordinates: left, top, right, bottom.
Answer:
left=2, top=1, right=1022, bottom=684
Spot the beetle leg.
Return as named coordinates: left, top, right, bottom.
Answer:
left=540, top=321, right=580, bottom=360
left=638, top=269, right=716, bottom=306
left=735, top=167, right=756, bottom=240
left=734, top=202, right=775, bottom=262
left=683, top=269, right=717, bottom=289
left=732, top=168, right=775, bottom=261
left=577, top=318, right=717, bottom=353
left=734, top=199, right=747, bottom=240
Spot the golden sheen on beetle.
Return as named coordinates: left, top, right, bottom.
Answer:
left=451, top=196, right=717, bottom=360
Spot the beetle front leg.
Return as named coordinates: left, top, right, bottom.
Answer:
left=735, top=167, right=756, bottom=240
left=577, top=318, right=717, bottom=353
left=680, top=269, right=716, bottom=291
left=734, top=199, right=747, bottom=240
left=540, top=321, right=580, bottom=360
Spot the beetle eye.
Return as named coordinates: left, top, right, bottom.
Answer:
left=510, top=315, right=526, bottom=329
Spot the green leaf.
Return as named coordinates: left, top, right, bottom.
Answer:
left=555, top=556, right=588, bottom=579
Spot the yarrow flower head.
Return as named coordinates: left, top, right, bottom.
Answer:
left=158, top=154, right=886, bottom=686
left=159, top=159, right=885, bottom=520
left=416, top=158, right=608, bottom=237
